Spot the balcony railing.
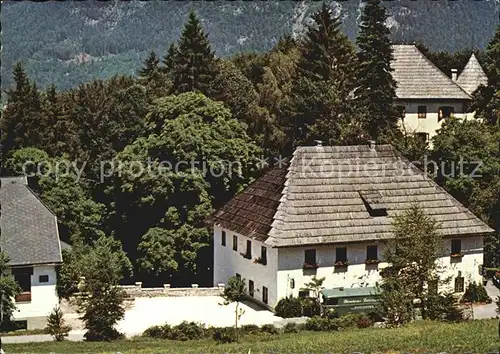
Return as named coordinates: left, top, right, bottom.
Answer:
left=15, top=292, right=32, bottom=303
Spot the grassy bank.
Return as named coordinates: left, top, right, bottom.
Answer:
left=4, top=319, right=499, bottom=353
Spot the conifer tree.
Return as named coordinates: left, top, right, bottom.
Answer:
left=163, top=43, right=178, bottom=74
left=171, top=11, right=219, bottom=97
left=139, top=50, right=160, bottom=79
left=288, top=3, right=361, bottom=149
left=355, top=0, right=399, bottom=141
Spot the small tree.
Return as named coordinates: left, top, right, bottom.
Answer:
left=77, top=236, right=132, bottom=341
left=381, top=204, right=443, bottom=325
left=46, top=306, right=71, bottom=341
left=0, top=251, right=21, bottom=330
left=301, top=276, right=325, bottom=315
left=221, top=276, right=246, bottom=341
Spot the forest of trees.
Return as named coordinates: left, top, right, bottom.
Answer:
left=1, top=1, right=499, bottom=291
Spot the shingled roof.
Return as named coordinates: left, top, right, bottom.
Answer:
left=0, top=177, right=62, bottom=266
left=213, top=144, right=494, bottom=248
left=456, top=53, right=488, bottom=95
left=391, top=45, right=471, bottom=100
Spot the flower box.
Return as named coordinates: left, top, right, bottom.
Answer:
left=254, top=257, right=267, bottom=266
left=303, top=262, right=319, bottom=270
left=334, top=261, right=349, bottom=267
left=240, top=252, right=252, bottom=260
left=365, top=259, right=381, bottom=265
left=450, top=253, right=464, bottom=259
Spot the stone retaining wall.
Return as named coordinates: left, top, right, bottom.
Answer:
left=120, top=282, right=225, bottom=298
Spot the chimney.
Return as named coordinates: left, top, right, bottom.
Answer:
left=369, top=140, right=376, bottom=150
left=314, top=140, right=323, bottom=147
left=451, top=68, right=458, bottom=81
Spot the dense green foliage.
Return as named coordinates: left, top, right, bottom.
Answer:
left=45, top=306, right=72, bottom=341
left=461, top=282, right=492, bottom=304
left=0, top=6, right=498, bottom=294
left=0, top=251, right=21, bottom=329
left=2, top=1, right=498, bottom=95
left=275, top=297, right=303, bottom=318
left=381, top=205, right=444, bottom=325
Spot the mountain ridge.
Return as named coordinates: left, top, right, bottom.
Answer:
left=1, top=0, right=499, bottom=91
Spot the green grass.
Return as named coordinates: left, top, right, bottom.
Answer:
left=4, top=319, right=499, bottom=353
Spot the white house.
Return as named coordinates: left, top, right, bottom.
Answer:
left=212, top=143, right=494, bottom=308
left=0, top=176, right=63, bottom=329
left=391, top=45, right=488, bottom=143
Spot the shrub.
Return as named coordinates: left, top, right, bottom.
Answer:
left=356, top=314, right=374, bottom=328
left=426, top=294, right=464, bottom=322
left=45, top=306, right=72, bottom=341
left=260, top=324, right=279, bottom=335
left=212, top=327, right=237, bottom=344
left=300, top=297, right=321, bottom=317
left=305, top=316, right=338, bottom=331
left=275, top=297, right=303, bottom=318
left=240, top=324, right=260, bottom=335
left=335, top=313, right=373, bottom=330
left=283, top=322, right=301, bottom=333
left=169, top=321, right=205, bottom=341
left=461, top=282, right=492, bottom=303
left=142, top=324, right=171, bottom=339
left=496, top=296, right=499, bottom=315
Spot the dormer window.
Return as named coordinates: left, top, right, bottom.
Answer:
left=359, top=190, right=388, bottom=217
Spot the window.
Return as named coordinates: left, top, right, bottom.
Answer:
left=221, top=231, right=226, bottom=246
left=451, top=239, right=461, bottom=254
left=244, top=240, right=252, bottom=259
left=39, top=275, right=49, bottom=283
left=415, top=132, right=429, bottom=144
left=418, top=105, right=427, bottom=118
left=396, top=105, right=406, bottom=118
left=367, top=245, right=378, bottom=261
left=298, top=290, right=309, bottom=298
left=262, top=286, right=268, bottom=304
left=324, top=298, right=339, bottom=306
left=249, top=280, right=254, bottom=297
left=304, top=249, right=316, bottom=265
left=260, top=246, right=267, bottom=265
left=336, top=247, right=347, bottom=262
left=236, top=273, right=241, bottom=280
left=438, top=106, right=454, bottom=121
left=454, top=276, right=464, bottom=293
left=232, top=235, right=238, bottom=251
left=12, top=267, right=32, bottom=293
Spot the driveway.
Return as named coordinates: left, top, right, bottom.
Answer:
left=472, top=280, right=499, bottom=319
left=117, top=296, right=281, bottom=336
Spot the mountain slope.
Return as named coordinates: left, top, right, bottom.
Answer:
left=1, top=0, right=499, bottom=91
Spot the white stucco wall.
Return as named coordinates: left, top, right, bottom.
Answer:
left=13, top=265, right=59, bottom=327
left=396, top=99, right=471, bottom=141
left=275, top=236, right=483, bottom=307
left=213, top=226, right=278, bottom=306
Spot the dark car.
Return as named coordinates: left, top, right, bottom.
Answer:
left=493, top=274, right=500, bottom=289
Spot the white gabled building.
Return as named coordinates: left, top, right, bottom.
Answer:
left=212, top=143, right=494, bottom=309
left=391, top=45, right=488, bottom=143
left=0, top=177, right=63, bottom=329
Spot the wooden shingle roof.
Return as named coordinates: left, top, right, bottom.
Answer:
left=213, top=144, right=494, bottom=248
left=456, top=53, right=488, bottom=95
left=0, top=177, right=63, bottom=266
left=391, top=45, right=471, bottom=100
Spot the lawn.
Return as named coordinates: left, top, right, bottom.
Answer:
left=4, top=319, right=499, bottom=354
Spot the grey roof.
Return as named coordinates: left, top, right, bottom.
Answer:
left=391, top=45, right=471, bottom=100
left=213, top=144, right=494, bottom=248
left=456, top=53, right=489, bottom=95
left=0, top=177, right=62, bottom=266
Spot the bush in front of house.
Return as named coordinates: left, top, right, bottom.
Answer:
left=305, top=316, right=339, bottom=331
left=240, top=324, right=260, bottom=335
left=169, top=321, right=206, bottom=341
left=260, top=324, right=279, bottom=335
left=46, top=306, right=72, bottom=341
left=425, top=294, right=464, bottom=322
left=142, top=324, right=172, bottom=339
left=212, top=327, right=237, bottom=344
left=336, top=313, right=374, bottom=329
left=300, top=297, right=322, bottom=317
left=275, top=297, right=303, bottom=318
left=282, top=322, right=302, bottom=333
left=461, top=282, right=492, bottom=303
